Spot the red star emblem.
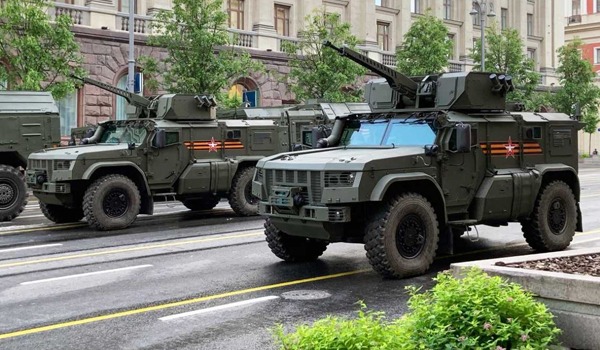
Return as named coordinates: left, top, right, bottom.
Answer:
left=208, top=137, right=218, bottom=152
left=504, top=136, right=516, bottom=159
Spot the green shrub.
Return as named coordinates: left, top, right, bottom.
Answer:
left=273, top=269, right=561, bottom=350
left=581, top=153, right=590, bottom=159
left=396, top=268, right=561, bottom=349
left=272, top=301, right=402, bottom=350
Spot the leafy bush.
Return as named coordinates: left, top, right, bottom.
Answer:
left=396, top=268, right=561, bottom=349
left=273, top=269, right=561, bottom=350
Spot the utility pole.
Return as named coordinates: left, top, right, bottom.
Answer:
left=470, top=1, right=496, bottom=72
left=127, top=0, right=135, bottom=93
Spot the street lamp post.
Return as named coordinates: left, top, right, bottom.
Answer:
left=470, top=0, right=495, bottom=72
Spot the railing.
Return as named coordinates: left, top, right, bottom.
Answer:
left=50, top=3, right=90, bottom=26
left=381, top=53, right=396, bottom=67
left=278, top=37, right=299, bottom=52
left=228, top=29, right=257, bottom=48
left=447, top=61, right=465, bottom=72
left=116, top=13, right=152, bottom=34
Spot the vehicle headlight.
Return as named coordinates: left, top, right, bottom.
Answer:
left=54, top=160, right=72, bottom=170
left=325, top=172, right=356, bottom=187
left=341, top=172, right=356, bottom=186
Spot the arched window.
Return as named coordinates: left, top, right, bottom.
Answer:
left=228, top=77, right=260, bottom=107
left=57, top=90, right=79, bottom=136
left=116, top=74, right=128, bottom=120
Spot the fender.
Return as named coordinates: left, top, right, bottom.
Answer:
left=82, top=161, right=152, bottom=197
left=534, top=164, right=582, bottom=232
left=370, top=172, right=447, bottom=224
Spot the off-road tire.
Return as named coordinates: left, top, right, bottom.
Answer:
left=264, top=218, right=329, bottom=262
left=182, top=197, right=220, bottom=211
left=229, top=166, right=259, bottom=216
left=83, top=174, right=140, bottom=231
left=364, top=193, right=439, bottom=279
left=521, top=180, right=577, bottom=252
left=0, top=165, right=28, bottom=222
left=40, top=202, right=84, bottom=223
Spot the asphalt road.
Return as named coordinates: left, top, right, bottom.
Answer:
left=1, top=168, right=600, bottom=349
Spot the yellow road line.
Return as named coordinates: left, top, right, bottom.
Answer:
left=0, top=223, right=86, bottom=236
left=0, top=231, right=264, bottom=269
left=0, top=269, right=368, bottom=340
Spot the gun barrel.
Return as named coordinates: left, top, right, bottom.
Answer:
left=323, top=41, right=417, bottom=100
left=71, top=75, right=151, bottom=108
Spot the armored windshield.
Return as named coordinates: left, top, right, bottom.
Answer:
left=340, top=119, right=435, bottom=147
left=100, top=124, right=148, bottom=144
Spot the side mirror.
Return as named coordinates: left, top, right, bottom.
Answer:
left=456, top=123, right=471, bottom=153
left=152, top=129, right=166, bottom=149
left=424, top=144, right=439, bottom=156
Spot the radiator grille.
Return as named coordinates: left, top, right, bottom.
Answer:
left=263, top=169, right=324, bottom=205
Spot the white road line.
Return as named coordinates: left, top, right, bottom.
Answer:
left=20, top=264, right=153, bottom=285
left=159, top=295, right=280, bottom=321
left=0, top=243, right=62, bottom=253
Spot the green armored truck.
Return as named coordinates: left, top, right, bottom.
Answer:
left=0, top=91, right=61, bottom=221
left=27, top=76, right=369, bottom=230
left=252, top=42, right=583, bottom=279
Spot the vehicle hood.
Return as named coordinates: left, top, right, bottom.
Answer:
left=258, top=146, right=426, bottom=171
left=28, top=143, right=133, bottom=161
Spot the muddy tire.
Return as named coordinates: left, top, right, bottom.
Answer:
left=40, top=202, right=84, bottom=223
left=229, top=166, right=259, bottom=216
left=83, top=174, right=140, bottom=231
left=521, top=180, right=577, bottom=252
left=182, top=197, right=220, bottom=211
left=0, top=165, right=28, bottom=222
left=364, top=193, right=439, bottom=279
left=264, top=218, right=329, bottom=262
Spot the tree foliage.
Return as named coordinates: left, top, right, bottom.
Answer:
left=281, top=10, right=366, bottom=103
left=0, top=0, right=84, bottom=100
left=470, top=23, right=539, bottom=105
left=396, top=11, right=453, bottom=75
left=553, top=39, right=600, bottom=154
left=141, top=0, right=262, bottom=96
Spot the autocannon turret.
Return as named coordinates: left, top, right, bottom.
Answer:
left=323, top=41, right=509, bottom=112
left=73, top=75, right=217, bottom=121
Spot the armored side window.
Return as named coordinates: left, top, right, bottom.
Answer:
left=524, top=126, right=542, bottom=140
left=165, top=132, right=179, bottom=145
left=226, top=129, right=242, bottom=140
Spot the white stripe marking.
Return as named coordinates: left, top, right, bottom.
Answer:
left=159, top=295, right=279, bottom=321
left=0, top=243, right=62, bottom=253
left=20, top=264, right=153, bottom=285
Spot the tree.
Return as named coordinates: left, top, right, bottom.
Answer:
left=553, top=39, right=600, bottom=154
left=0, top=0, right=84, bottom=100
left=470, top=23, right=540, bottom=106
left=141, top=0, right=262, bottom=98
left=396, top=11, right=453, bottom=75
left=281, top=10, right=366, bottom=103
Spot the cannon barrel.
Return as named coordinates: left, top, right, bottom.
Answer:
left=71, top=75, right=152, bottom=110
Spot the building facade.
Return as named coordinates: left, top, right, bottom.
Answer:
left=2, top=0, right=566, bottom=139
left=565, top=0, right=600, bottom=154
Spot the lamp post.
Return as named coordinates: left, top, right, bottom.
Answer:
left=470, top=0, right=495, bottom=72
left=127, top=0, right=135, bottom=94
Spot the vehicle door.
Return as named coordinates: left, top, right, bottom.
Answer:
left=147, top=129, right=182, bottom=187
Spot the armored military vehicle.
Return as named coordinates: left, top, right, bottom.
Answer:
left=27, top=76, right=369, bottom=231
left=252, top=42, right=583, bottom=279
left=0, top=91, right=61, bottom=221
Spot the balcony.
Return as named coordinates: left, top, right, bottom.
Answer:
left=50, top=3, right=90, bottom=26
left=116, top=13, right=151, bottom=34
left=381, top=53, right=396, bottom=67
left=447, top=61, right=465, bottom=72
left=229, top=29, right=257, bottom=48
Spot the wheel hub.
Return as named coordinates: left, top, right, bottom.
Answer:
left=103, top=189, right=129, bottom=218
left=396, top=213, right=426, bottom=259
left=0, top=183, right=16, bottom=207
left=548, top=198, right=567, bottom=235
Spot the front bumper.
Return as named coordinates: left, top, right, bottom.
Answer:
left=259, top=202, right=351, bottom=223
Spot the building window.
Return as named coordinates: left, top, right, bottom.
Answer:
left=527, top=13, right=533, bottom=35
left=228, top=79, right=259, bottom=107
left=228, top=0, right=244, bottom=30
left=443, top=0, right=452, bottom=20
left=377, top=22, right=390, bottom=51
left=274, top=5, right=290, bottom=36
left=447, top=34, right=455, bottom=60
left=411, top=0, right=421, bottom=14
left=527, top=48, right=536, bottom=64
left=595, top=48, right=600, bottom=64
left=501, top=8, right=508, bottom=30
left=118, top=0, right=138, bottom=14
left=57, top=91, right=78, bottom=136
left=572, top=0, right=581, bottom=15
left=472, top=3, right=482, bottom=26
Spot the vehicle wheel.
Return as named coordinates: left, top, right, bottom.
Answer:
left=182, top=197, right=220, bottom=211
left=229, top=166, right=259, bottom=216
left=0, top=165, right=28, bottom=222
left=264, top=218, right=329, bottom=262
left=521, top=180, right=577, bottom=252
left=83, top=174, right=140, bottom=231
left=364, top=193, right=439, bottom=279
left=40, top=202, right=84, bottom=223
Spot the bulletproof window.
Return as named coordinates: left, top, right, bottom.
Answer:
left=226, top=129, right=242, bottom=140
left=57, top=90, right=79, bottom=137
left=165, top=132, right=179, bottom=145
